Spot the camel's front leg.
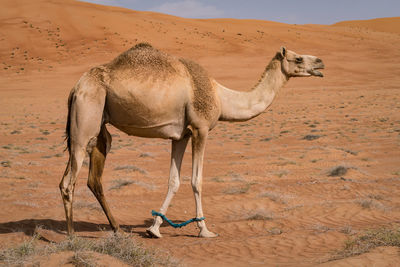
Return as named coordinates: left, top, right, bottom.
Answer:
left=147, top=136, right=190, bottom=238
left=191, top=128, right=218, bottom=238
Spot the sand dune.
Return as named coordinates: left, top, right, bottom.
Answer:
left=333, top=17, right=400, bottom=34
left=1, top=0, right=400, bottom=266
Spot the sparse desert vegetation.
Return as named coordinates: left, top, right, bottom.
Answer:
left=114, top=165, right=147, bottom=175
left=328, top=165, right=349, bottom=177
left=244, top=210, right=274, bottom=221
left=0, top=230, right=176, bottom=266
left=331, top=227, right=400, bottom=261
left=223, top=183, right=251, bottom=195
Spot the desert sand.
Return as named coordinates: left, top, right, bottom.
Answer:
left=1, top=0, right=400, bottom=266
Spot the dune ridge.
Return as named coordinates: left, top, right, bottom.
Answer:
left=333, top=17, right=400, bottom=34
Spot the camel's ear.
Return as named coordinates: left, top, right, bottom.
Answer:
left=280, top=46, right=287, bottom=58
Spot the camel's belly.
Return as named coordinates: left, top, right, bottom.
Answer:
left=109, top=120, right=188, bottom=140
left=105, top=98, right=187, bottom=140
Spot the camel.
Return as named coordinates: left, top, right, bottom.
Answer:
left=59, top=43, right=324, bottom=238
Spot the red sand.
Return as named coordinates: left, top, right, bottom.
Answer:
left=1, top=0, right=400, bottom=266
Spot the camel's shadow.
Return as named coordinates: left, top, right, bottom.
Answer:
left=0, top=218, right=187, bottom=239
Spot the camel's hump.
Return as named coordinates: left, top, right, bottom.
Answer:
left=107, top=43, right=176, bottom=73
left=131, top=42, right=153, bottom=50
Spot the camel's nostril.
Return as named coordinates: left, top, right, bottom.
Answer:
left=316, top=58, right=322, bottom=63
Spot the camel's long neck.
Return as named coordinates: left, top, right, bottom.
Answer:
left=217, top=57, right=289, bottom=121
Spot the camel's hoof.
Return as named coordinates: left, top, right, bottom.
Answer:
left=199, top=229, right=218, bottom=238
left=146, top=227, right=162, bottom=238
left=114, top=228, right=127, bottom=236
left=66, top=230, right=75, bottom=237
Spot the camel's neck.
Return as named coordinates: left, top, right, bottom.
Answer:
left=216, top=56, right=289, bottom=121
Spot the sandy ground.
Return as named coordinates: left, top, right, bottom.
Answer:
left=1, top=0, right=400, bottom=266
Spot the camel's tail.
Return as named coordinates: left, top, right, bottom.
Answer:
left=64, top=89, right=74, bottom=153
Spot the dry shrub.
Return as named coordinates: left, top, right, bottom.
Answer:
left=355, top=198, right=387, bottom=211
left=109, top=179, right=156, bottom=191
left=0, top=232, right=39, bottom=266
left=223, top=183, right=250, bottom=195
left=268, top=227, right=282, bottom=235
left=339, top=225, right=354, bottom=235
left=246, top=213, right=274, bottom=221
left=74, top=201, right=102, bottom=211
left=275, top=170, right=289, bottom=178
left=328, top=166, right=348, bottom=177
left=303, top=134, right=320, bottom=140
left=243, top=209, right=274, bottom=221
left=90, top=234, right=162, bottom=266
left=259, top=191, right=288, bottom=204
left=68, top=251, right=96, bottom=267
left=109, top=179, right=135, bottom=190
left=331, top=227, right=400, bottom=261
left=356, top=198, right=373, bottom=209
left=114, top=165, right=147, bottom=174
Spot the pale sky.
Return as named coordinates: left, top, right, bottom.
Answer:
left=80, top=0, right=399, bottom=24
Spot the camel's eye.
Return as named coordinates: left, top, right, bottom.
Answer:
left=295, top=57, right=303, bottom=63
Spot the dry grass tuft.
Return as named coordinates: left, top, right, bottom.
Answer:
left=109, top=179, right=135, bottom=190
left=139, top=152, right=153, bottom=158
left=87, top=234, right=169, bottom=266
left=68, top=251, right=96, bottom=267
left=268, top=227, right=282, bottom=235
left=243, top=209, right=274, bottom=221
left=74, top=201, right=102, bottom=211
left=355, top=198, right=373, bottom=209
left=275, top=170, right=289, bottom=178
left=211, top=177, right=224, bottom=183
left=328, top=166, right=348, bottom=177
left=303, top=134, right=321, bottom=141
left=246, top=213, right=274, bottom=221
left=367, top=194, right=384, bottom=200
left=114, top=165, right=147, bottom=175
left=0, top=230, right=176, bottom=266
left=109, top=179, right=156, bottom=191
left=331, top=227, right=400, bottom=261
left=1, top=160, right=11, bottom=167
left=259, top=191, right=288, bottom=204
left=354, top=198, right=387, bottom=211
left=223, top=183, right=250, bottom=195
left=339, top=225, right=354, bottom=235
left=0, top=231, right=39, bottom=266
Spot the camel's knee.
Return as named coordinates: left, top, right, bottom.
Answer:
left=89, top=125, right=112, bottom=156
left=87, top=179, right=103, bottom=196
left=59, top=181, right=66, bottom=196
left=59, top=162, right=79, bottom=203
left=191, top=179, right=202, bottom=194
left=59, top=180, right=72, bottom=202
left=86, top=137, right=97, bottom=154
left=87, top=180, right=95, bottom=192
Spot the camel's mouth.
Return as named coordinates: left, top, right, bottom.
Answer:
left=308, top=66, right=325, bottom=77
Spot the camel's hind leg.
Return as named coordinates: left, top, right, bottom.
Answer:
left=60, top=71, right=107, bottom=235
left=87, top=124, right=120, bottom=232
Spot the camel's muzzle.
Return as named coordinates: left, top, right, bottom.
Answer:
left=308, top=59, right=325, bottom=77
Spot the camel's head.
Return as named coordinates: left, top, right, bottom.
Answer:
left=278, top=47, right=324, bottom=78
